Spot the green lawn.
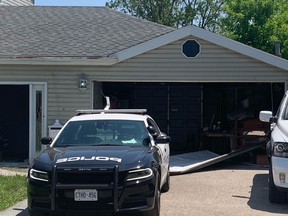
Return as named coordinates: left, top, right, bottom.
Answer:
left=0, top=175, right=27, bottom=211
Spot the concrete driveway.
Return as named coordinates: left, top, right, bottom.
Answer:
left=2, top=163, right=288, bottom=216
left=162, top=163, right=288, bottom=216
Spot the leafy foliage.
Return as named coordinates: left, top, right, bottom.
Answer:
left=179, top=0, right=225, bottom=32
left=106, top=0, right=225, bottom=29
left=266, top=2, right=288, bottom=59
left=106, top=0, right=182, bottom=27
left=220, top=0, right=288, bottom=58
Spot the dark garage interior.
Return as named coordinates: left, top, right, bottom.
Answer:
left=99, top=82, right=284, bottom=155
left=0, top=85, right=29, bottom=162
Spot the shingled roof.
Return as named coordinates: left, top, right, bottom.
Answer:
left=0, top=6, right=174, bottom=59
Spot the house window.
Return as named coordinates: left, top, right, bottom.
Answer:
left=182, top=39, right=201, bottom=58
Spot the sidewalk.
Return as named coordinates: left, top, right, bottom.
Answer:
left=0, top=167, right=27, bottom=176
left=0, top=199, right=28, bottom=216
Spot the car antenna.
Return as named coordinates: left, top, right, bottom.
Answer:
left=101, top=91, right=110, bottom=110
left=104, top=96, right=110, bottom=110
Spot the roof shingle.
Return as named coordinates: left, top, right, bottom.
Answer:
left=0, top=6, right=174, bottom=58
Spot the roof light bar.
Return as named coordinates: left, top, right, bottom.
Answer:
left=76, top=109, right=147, bottom=115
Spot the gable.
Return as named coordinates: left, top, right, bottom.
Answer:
left=114, top=25, right=288, bottom=71
left=97, top=36, right=287, bottom=83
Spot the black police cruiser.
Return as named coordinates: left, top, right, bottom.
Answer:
left=27, top=109, right=170, bottom=216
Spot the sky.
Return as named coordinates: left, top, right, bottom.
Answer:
left=35, top=0, right=108, bottom=6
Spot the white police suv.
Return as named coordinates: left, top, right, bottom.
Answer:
left=260, top=91, right=288, bottom=203
left=27, top=109, right=170, bottom=216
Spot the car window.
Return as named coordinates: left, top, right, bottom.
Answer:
left=54, top=120, right=150, bottom=147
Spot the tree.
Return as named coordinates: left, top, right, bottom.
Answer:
left=266, top=3, right=288, bottom=59
left=106, top=0, right=182, bottom=27
left=106, top=0, right=225, bottom=30
left=221, top=0, right=288, bottom=59
left=179, top=0, right=225, bottom=32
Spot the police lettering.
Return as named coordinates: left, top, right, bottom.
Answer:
left=56, top=156, right=122, bottom=163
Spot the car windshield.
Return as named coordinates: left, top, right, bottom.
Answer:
left=54, top=120, right=150, bottom=147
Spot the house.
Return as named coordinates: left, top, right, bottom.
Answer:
left=0, top=6, right=287, bottom=163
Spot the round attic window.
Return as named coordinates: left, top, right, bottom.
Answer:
left=182, top=40, right=200, bottom=58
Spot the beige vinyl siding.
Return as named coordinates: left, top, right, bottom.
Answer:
left=1, top=0, right=33, bottom=6
left=0, top=37, right=287, bottom=127
left=108, top=37, right=288, bottom=82
left=0, top=67, right=91, bottom=125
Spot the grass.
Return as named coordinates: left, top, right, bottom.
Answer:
left=0, top=175, right=27, bottom=211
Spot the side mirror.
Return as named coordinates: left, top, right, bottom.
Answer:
left=40, top=137, right=53, bottom=145
left=156, top=135, right=171, bottom=144
left=259, top=111, right=273, bottom=122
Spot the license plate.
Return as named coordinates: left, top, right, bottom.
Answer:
left=74, top=189, right=98, bottom=201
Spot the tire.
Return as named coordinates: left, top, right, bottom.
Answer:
left=268, top=163, right=287, bottom=203
left=161, top=170, right=170, bottom=193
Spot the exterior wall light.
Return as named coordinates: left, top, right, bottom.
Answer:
left=79, top=73, right=88, bottom=93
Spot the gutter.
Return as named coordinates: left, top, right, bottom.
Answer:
left=0, top=56, right=118, bottom=66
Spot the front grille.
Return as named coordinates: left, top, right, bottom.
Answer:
left=56, top=168, right=127, bottom=185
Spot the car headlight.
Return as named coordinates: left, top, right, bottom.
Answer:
left=127, top=168, right=153, bottom=181
left=273, top=142, right=288, bottom=158
left=29, top=169, right=49, bottom=182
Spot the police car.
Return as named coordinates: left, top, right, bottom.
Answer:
left=27, top=109, right=170, bottom=216
left=260, top=90, right=288, bottom=203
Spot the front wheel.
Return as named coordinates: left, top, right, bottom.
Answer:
left=268, top=163, right=287, bottom=203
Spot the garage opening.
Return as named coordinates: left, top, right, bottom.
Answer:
left=94, top=82, right=284, bottom=154
left=0, top=85, right=29, bottom=162
left=201, top=83, right=283, bottom=155
left=95, top=82, right=201, bottom=152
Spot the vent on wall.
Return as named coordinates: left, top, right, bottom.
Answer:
left=181, top=39, right=201, bottom=58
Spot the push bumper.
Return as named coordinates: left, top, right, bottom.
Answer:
left=27, top=165, right=157, bottom=215
left=272, top=156, right=288, bottom=191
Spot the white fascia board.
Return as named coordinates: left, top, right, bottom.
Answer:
left=114, top=26, right=191, bottom=62
left=115, top=25, right=288, bottom=71
left=0, top=57, right=118, bottom=66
